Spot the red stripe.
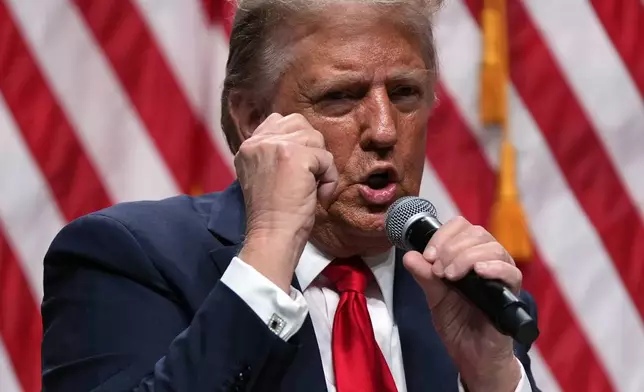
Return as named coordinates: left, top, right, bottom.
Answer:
left=73, top=0, right=233, bottom=193
left=0, top=227, right=42, bottom=392
left=201, top=0, right=235, bottom=34
left=426, top=85, right=615, bottom=392
left=591, top=0, right=644, bottom=97
left=0, top=2, right=111, bottom=221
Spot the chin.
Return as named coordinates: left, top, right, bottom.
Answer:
left=313, top=203, right=394, bottom=256
left=337, top=205, right=391, bottom=236
left=322, top=185, right=413, bottom=237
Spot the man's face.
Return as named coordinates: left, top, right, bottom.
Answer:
left=272, top=6, right=435, bottom=239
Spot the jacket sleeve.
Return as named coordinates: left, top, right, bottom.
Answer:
left=41, top=213, right=299, bottom=392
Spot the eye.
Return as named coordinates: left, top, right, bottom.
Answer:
left=390, top=85, right=421, bottom=99
left=314, top=88, right=364, bottom=117
left=322, top=90, right=354, bottom=101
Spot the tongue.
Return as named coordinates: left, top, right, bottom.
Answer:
left=367, top=174, right=389, bottom=190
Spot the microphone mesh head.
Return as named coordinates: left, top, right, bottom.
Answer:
left=385, top=196, right=437, bottom=249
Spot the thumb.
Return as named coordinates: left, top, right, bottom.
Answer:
left=403, top=251, right=448, bottom=309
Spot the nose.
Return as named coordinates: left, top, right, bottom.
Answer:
left=359, top=88, right=398, bottom=155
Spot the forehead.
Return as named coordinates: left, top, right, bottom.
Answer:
left=284, top=7, right=431, bottom=84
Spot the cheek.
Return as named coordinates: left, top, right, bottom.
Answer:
left=399, top=125, right=427, bottom=190
left=311, top=118, right=360, bottom=175
left=326, top=138, right=354, bottom=170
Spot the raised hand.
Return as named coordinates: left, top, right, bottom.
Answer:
left=234, top=113, right=339, bottom=292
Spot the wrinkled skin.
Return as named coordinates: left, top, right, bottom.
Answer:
left=232, top=4, right=522, bottom=391
left=270, top=9, right=432, bottom=257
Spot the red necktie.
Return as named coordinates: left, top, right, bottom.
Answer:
left=323, top=257, right=398, bottom=392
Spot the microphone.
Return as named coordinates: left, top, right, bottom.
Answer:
left=385, top=196, right=539, bottom=346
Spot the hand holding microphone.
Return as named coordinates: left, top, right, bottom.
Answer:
left=386, top=197, right=537, bottom=391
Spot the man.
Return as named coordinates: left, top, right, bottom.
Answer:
left=41, top=0, right=540, bottom=391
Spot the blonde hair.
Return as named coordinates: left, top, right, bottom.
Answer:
left=221, top=0, right=444, bottom=153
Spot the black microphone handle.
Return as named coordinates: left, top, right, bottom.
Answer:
left=403, top=215, right=539, bottom=346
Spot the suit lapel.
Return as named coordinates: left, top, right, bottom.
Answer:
left=393, top=250, right=459, bottom=392
left=206, top=182, right=326, bottom=392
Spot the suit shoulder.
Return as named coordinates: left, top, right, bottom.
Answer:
left=91, top=194, right=210, bottom=233
left=46, top=194, right=222, bottom=280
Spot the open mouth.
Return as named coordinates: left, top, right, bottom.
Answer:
left=358, top=168, right=399, bottom=206
left=365, top=170, right=392, bottom=190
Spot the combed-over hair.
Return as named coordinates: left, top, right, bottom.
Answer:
left=220, top=0, right=444, bottom=154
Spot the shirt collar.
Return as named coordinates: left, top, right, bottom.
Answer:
left=295, top=242, right=397, bottom=316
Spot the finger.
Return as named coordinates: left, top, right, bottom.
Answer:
left=254, top=112, right=284, bottom=134
left=425, top=216, right=471, bottom=275
left=440, top=241, right=512, bottom=281
left=402, top=251, right=448, bottom=309
left=308, top=148, right=338, bottom=208
left=289, top=129, right=326, bottom=149
left=276, top=113, right=316, bottom=134
left=473, top=260, right=523, bottom=294
left=268, top=130, right=325, bottom=149
left=435, top=225, right=496, bottom=268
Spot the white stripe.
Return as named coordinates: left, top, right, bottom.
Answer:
left=523, top=0, right=644, bottom=218
left=421, top=160, right=562, bottom=392
left=0, top=340, right=22, bottom=392
left=0, top=96, right=64, bottom=300
left=420, top=160, right=459, bottom=222
left=435, top=1, right=644, bottom=390
left=529, top=347, right=562, bottom=392
left=5, top=0, right=179, bottom=203
left=131, top=0, right=235, bottom=171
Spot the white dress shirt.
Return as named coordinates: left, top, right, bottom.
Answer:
left=221, top=242, right=530, bottom=392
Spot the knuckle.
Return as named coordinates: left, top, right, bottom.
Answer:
left=469, top=225, right=488, bottom=238
left=283, top=112, right=309, bottom=127
left=286, top=112, right=307, bottom=122
left=441, top=241, right=460, bottom=260
left=490, top=242, right=507, bottom=261
left=311, top=129, right=326, bottom=146
left=323, top=150, right=334, bottom=162
left=274, top=140, right=295, bottom=160
left=236, top=140, right=255, bottom=157
left=452, top=216, right=466, bottom=225
left=450, top=216, right=470, bottom=227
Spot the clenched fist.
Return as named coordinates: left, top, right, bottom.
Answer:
left=235, top=113, right=338, bottom=292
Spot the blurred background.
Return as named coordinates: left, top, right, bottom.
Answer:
left=1, top=0, right=643, bottom=391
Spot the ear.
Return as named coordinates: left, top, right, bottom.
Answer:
left=228, top=91, right=266, bottom=144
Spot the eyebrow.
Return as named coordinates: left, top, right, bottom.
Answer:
left=386, top=69, right=435, bottom=83
left=304, top=68, right=435, bottom=94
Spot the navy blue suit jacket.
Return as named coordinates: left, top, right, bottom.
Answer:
left=41, top=181, right=541, bottom=391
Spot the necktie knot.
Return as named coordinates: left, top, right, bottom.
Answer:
left=323, top=256, right=373, bottom=294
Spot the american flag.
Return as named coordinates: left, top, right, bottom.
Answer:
left=1, top=0, right=643, bottom=391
